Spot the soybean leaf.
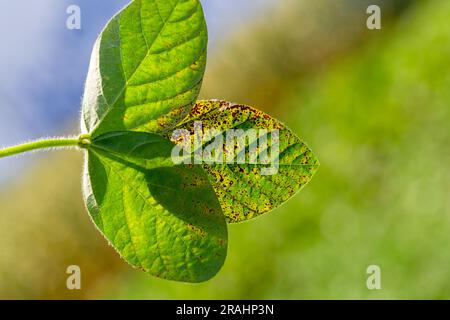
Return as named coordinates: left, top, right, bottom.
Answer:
left=81, top=0, right=208, bottom=138
left=83, top=131, right=227, bottom=283
left=169, top=100, right=320, bottom=223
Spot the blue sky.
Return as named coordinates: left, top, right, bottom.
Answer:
left=0, top=0, right=275, bottom=182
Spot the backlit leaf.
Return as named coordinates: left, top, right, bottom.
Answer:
left=170, top=100, right=320, bottom=223
left=83, top=131, right=227, bottom=283
left=81, top=0, right=208, bottom=137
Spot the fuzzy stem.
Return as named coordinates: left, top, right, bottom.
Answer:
left=0, top=135, right=90, bottom=159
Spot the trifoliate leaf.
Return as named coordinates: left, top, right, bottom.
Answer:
left=78, top=0, right=318, bottom=283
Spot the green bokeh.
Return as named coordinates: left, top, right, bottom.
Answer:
left=1, top=0, right=450, bottom=299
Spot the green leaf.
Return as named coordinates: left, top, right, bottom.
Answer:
left=83, top=131, right=227, bottom=283
left=169, top=100, right=320, bottom=223
left=77, top=0, right=318, bottom=282
left=81, top=0, right=208, bottom=138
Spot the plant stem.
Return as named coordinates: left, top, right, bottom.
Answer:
left=0, top=135, right=91, bottom=159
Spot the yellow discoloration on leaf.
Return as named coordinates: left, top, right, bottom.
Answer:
left=172, top=100, right=319, bottom=223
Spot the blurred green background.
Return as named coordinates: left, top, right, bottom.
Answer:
left=2, top=0, right=450, bottom=299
